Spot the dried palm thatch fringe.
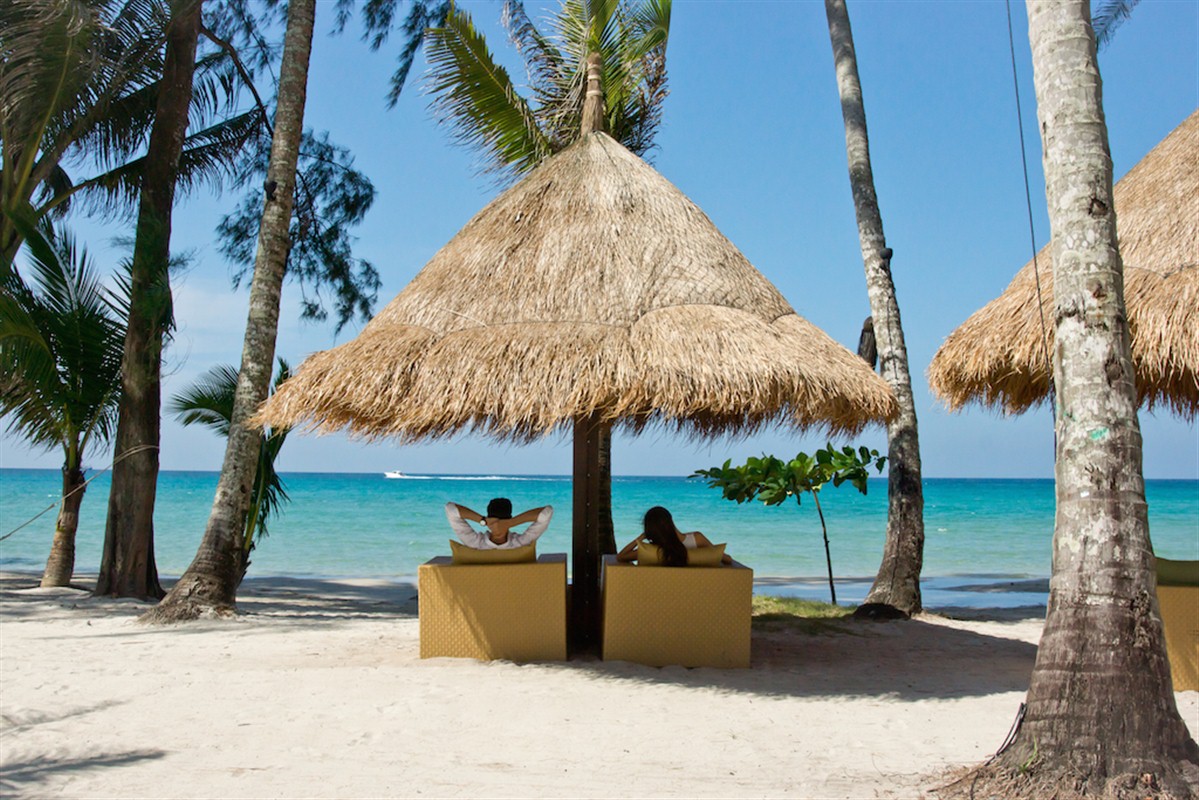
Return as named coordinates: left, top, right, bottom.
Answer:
left=255, top=132, right=897, bottom=442
left=929, top=109, right=1198, bottom=419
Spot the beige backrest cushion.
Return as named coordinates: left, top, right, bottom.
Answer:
left=636, top=541, right=726, bottom=567
left=449, top=540, right=537, bottom=564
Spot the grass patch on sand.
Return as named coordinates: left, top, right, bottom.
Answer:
left=752, top=595, right=858, bottom=635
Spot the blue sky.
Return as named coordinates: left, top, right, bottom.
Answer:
left=2, top=0, right=1197, bottom=478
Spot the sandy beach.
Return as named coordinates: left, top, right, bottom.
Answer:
left=1, top=571, right=1195, bottom=800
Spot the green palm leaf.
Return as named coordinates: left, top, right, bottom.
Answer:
left=0, top=221, right=126, bottom=464
left=170, top=358, right=292, bottom=547
left=425, top=4, right=553, bottom=178
left=167, top=364, right=240, bottom=437
left=67, top=108, right=266, bottom=217
left=426, top=0, right=671, bottom=182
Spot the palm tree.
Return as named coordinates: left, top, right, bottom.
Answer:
left=424, top=0, right=670, bottom=180
left=97, top=0, right=205, bottom=600
left=143, top=0, right=315, bottom=621
left=961, top=2, right=1199, bottom=796
left=423, top=0, right=670, bottom=646
left=167, top=360, right=292, bottom=575
left=0, top=224, right=125, bottom=587
left=824, top=0, right=924, bottom=617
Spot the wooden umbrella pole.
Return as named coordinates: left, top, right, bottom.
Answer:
left=571, top=413, right=607, bottom=651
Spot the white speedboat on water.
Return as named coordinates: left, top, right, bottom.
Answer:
left=383, top=470, right=405, bottom=479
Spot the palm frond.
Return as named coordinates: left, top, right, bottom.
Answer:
left=171, top=357, right=292, bottom=544
left=424, top=5, right=553, bottom=179
left=37, top=0, right=169, bottom=173
left=168, top=363, right=240, bottom=436
left=503, top=0, right=567, bottom=100
left=61, top=108, right=266, bottom=220
left=0, top=0, right=105, bottom=209
left=1092, top=0, right=1141, bottom=50
left=516, top=0, right=669, bottom=157
left=0, top=220, right=125, bottom=460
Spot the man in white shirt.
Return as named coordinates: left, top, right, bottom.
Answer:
left=445, top=498, right=553, bottom=549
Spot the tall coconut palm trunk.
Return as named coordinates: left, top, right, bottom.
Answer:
left=963, top=2, right=1199, bottom=796
left=824, top=0, right=925, bottom=617
left=144, top=0, right=316, bottom=622
left=97, top=0, right=204, bottom=600
left=41, top=465, right=85, bottom=587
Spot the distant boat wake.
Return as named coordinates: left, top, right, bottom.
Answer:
left=382, top=473, right=567, bottom=482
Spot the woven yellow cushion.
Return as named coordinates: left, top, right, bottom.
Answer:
left=449, top=540, right=536, bottom=564
left=637, top=541, right=726, bottom=566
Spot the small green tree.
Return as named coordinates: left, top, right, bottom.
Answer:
left=167, top=359, right=292, bottom=580
left=693, top=445, right=885, bottom=605
left=0, top=223, right=126, bottom=587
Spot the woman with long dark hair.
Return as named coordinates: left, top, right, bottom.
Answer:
left=616, top=506, right=732, bottom=565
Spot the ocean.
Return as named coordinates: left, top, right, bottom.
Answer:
left=2, top=469, right=1196, bottom=609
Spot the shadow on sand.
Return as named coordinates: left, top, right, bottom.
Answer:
left=1, top=702, right=166, bottom=796
left=1, top=571, right=1036, bottom=704
left=0, top=572, right=419, bottom=626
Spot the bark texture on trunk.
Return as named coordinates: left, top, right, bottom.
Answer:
left=959, top=3, right=1199, bottom=796
left=41, top=466, right=85, bottom=587
left=96, top=0, right=203, bottom=600
left=825, top=0, right=925, bottom=617
left=144, top=0, right=316, bottom=623
left=571, top=414, right=613, bottom=652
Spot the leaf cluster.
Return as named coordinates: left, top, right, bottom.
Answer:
left=334, top=0, right=451, bottom=108
left=692, top=445, right=887, bottom=508
left=0, top=0, right=266, bottom=255
left=168, top=357, right=292, bottom=546
left=0, top=222, right=127, bottom=467
left=214, top=131, right=380, bottom=331
left=423, top=0, right=672, bottom=182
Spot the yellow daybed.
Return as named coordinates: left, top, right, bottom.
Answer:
left=1156, top=557, right=1198, bottom=692
left=600, top=554, right=753, bottom=668
left=418, top=553, right=567, bottom=662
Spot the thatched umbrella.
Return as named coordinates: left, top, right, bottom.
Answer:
left=929, top=109, right=1198, bottom=419
left=257, top=65, right=895, bottom=646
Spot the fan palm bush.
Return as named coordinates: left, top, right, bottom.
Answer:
left=168, top=359, right=292, bottom=579
left=0, top=224, right=126, bottom=586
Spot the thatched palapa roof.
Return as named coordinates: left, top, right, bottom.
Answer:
left=928, top=110, right=1198, bottom=419
left=257, top=132, right=896, bottom=442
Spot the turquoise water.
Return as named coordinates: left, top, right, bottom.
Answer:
left=2, top=470, right=1196, bottom=607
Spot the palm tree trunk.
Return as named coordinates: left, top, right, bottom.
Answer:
left=964, top=2, right=1199, bottom=796
left=41, top=465, right=85, bottom=587
left=96, top=0, right=204, bottom=600
left=824, top=0, right=925, bottom=617
left=571, top=414, right=609, bottom=651
left=143, top=0, right=316, bottom=622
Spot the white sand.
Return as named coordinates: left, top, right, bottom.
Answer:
left=2, top=572, right=1195, bottom=799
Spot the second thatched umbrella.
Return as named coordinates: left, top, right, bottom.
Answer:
left=929, top=110, right=1198, bottom=419
left=258, top=129, right=896, bottom=646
